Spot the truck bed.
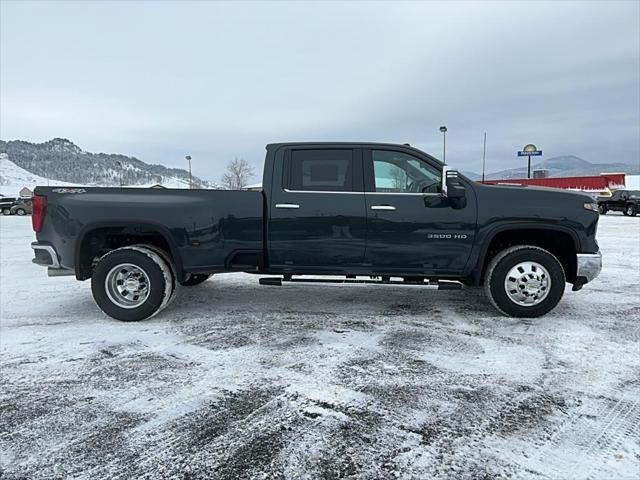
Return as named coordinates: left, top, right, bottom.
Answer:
left=33, top=187, right=264, bottom=276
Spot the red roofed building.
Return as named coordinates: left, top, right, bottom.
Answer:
left=481, top=173, right=626, bottom=195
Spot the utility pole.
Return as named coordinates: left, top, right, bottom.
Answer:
left=481, top=132, right=487, bottom=184
left=439, top=126, right=447, bottom=165
left=185, top=155, right=192, bottom=189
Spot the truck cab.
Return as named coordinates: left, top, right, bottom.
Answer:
left=264, top=143, right=476, bottom=277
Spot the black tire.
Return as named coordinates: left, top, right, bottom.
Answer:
left=15, top=208, right=26, bottom=216
left=179, top=273, right=211, bottom=286
left=598, top=204, right=607, bottom=215
left=484, top=245, right=566, bottom=318
left=91, top=246, right=174, bottom=321
left=136, top=243, right=177, bottom=300
left=625, top=204, right=637, bottom=217
left=2, top=208, right=11, bottom=215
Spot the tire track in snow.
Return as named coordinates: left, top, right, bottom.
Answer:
left=524, top=392, right=640, bottom=479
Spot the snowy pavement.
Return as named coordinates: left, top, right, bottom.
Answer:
left=1, top=214, right=639, bottom=480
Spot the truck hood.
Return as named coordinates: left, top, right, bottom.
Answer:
left=475, top=182, right=594, bottom=203
left=472, top=181, right=597, bottom=227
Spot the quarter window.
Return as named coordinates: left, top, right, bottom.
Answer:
left=372, top=150, right=441, bottom=194
left=289, top=149, right=354, bottom=192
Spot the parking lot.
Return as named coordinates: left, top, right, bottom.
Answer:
left=1, top=214, right=639, bottom=479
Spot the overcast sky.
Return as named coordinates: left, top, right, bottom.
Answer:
left=1, top=0, right=639, bottom=181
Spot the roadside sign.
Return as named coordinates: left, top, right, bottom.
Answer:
left=519, top=144, right=542, bottom=179
left=518, top=150, right=542, bottom=156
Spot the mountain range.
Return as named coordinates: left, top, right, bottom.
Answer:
left=0, top=138, right=211, bottom=188
left=463, top=155, right=639, bottom=180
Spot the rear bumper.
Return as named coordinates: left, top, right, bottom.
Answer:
left=573, top=251, right=602, bottom=291
left=31, top=242, right=60, bottom=268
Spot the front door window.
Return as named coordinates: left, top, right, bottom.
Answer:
left=372, top=150, right=441, bottom=194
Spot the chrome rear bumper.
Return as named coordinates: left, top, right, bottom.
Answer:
left=31, top=242, right=60, bottom=268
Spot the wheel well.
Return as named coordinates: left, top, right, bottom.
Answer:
left=77, top=226, right=177, bottom=280
left=480, top=229, right=577, bottom=284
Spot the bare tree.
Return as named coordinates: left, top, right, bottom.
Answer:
left=221, top=157, right=255, bottom=190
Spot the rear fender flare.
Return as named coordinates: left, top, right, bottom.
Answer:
left=74, top=220, right=184, bottom=281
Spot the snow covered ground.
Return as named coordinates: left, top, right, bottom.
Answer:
left=1, top=215, right=639, bottom=480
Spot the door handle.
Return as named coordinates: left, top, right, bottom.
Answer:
left=371, top=205, right=396, bottom=211
left=275, top=203, right=300, bottom=209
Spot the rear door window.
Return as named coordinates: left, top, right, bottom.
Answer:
left=288, top=149, right=354, bottom=192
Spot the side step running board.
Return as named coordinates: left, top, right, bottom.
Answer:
left=259, top=277, right=462, bottom=290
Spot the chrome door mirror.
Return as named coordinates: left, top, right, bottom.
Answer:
left=442, top=168, right=466, bottom=208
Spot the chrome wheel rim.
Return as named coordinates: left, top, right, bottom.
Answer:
left=627, top=206, right=634, bottom=215
left=105, top=263, right=151, bottom=309
left=504, top=261, right=551, bottom=307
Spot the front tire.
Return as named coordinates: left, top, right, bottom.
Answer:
left=91, top=246, right=174, bottom=321
left=179, top=273, right=211, bottom=286
left=626, top=204, right=637, bottom=217
left=2, top=208, right=11, bottom=215
left=598, top=204, right=607, bottom=215
left=484, top=245, right=566, bottom=318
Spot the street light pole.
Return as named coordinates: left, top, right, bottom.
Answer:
left=185, top=155, right=192, bottom=189
left=439, top=126, right=447, bottom=165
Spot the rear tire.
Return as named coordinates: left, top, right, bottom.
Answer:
left=91, top=246, right=174, bottom=321
left=15, top=208, right=26, bottom=216
left=598, top=204, right=607, bottom=215
left=2, top=208, right=11, bottom=215
left=626, top=204, right=637, bottom=217
left=179, top=273, right=211, bottom=286
left=136, top=244, right=177, bottom=302
left=484, top=245, right=566, bottom=318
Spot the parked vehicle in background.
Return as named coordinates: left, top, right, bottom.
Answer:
left=10, top=198, right=33, bottom=216
left=597, top=190, right=640, bottom=216
left=0, top=197, right=19, bottom=215
left=30, top=142, right=602, bottom=321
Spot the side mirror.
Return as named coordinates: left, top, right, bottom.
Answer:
left=442, top=169, right=466, bottom=208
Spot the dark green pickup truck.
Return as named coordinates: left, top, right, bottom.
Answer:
left=31, top=142, right=602, bottom=321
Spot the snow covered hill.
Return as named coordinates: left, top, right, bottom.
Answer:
left=0, top=154, right=75, bottom=196
left=0, top=152, right=212, bottom=196
left=0, top=138, right=214, bottom=189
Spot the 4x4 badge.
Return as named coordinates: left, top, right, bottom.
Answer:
left=52, top=188, right=86, bottom=194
